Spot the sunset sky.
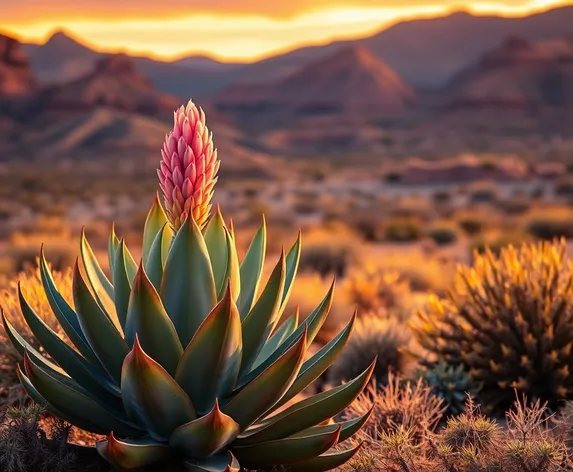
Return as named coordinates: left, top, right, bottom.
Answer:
left=2, top=0, right=572, bottom=62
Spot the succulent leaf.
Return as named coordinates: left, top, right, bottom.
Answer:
left=183, top=451, right=239, bottom=472
left=232, top=427, right=341, bottom=467
left=121, top=337, right=196, bottom=441
left=3, top=313, right=68, bottom=379
left=23, top=352, right=141, bottom=437
left=160, top=215, right=217, bottom=346
left=239, top=360, right=374, bottom=444
left=142, top=193, right=171, bottom=266
left=112, top=240, right=136, bottom=330
left=226, top=227, right=241, bottom=302
left=288, top=407, right=373, bottom=443
left=169, top=400, right=240, bottom=457
left=204, top=208, right=230, bottom=298
left=223, top=328, right=307, bottom=430
left=288, top=444, right=362, bottom=472
left=240, top=251, right=286, bottom=376
left=80, top=231, right=116, bottom=318
left=97, top=433, right=172, bottom=471
left=18, top=285, right=121, bottom=405
left=176, top=283, right=242, bottom=414
left=237, top=217, right=266, bottom=317
left=125, top=264, right=183, bottom=375
left=145, top=223, right=170, bottom=290
left=18, top=365, right=118, bottom=434
left=254, top=308, right=299, bottom=369
left=276, top=313, right=356, bottom=409
left=279, top=233, right=302, bottom=316
left=39, top=249, right=99, bottom=364
left=238, top=281, right=334, bottom=387
left=73, top=262, right=129, bottom=384
left=108, top=224, right=120, bottom=276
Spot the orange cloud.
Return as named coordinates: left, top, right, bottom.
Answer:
left=3, top=0, right=571, bottom=61
left=2, top=0, right=570, bottom=21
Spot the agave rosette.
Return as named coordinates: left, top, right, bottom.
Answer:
left=3, top=195, right=373, bottom=471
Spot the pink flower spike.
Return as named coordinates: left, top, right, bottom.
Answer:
left=158, top=99, right=220, bottom=230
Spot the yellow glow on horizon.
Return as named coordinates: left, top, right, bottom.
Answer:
left=3, top=0, right=571, bottom=62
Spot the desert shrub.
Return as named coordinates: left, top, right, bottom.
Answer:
left=468, top=183, right=498, bottom=204
left=343, top=372, right=445, bottom=445
left=415, top=361, right=482, bottom=417
left=384, top=218, right=424, bottom=243
left=555, top=178, right=573, bottom=197
left=500, top=197, right=531, bottom=215
left=413, top=239, right=573, bottom=412
left=0, top=262, right=72, bottom=407
left=327, top=316, right=414, bottom=387
left=298, top=240, right=358, bottom=278
left=390, top=196, right=431, bottom=220
left=353, top=218, right=385, bottom=242
left=427, top=223, right=459, bottom=246
left=344, top=265, right=410, bottom=315
left=432, top=190, right=452, bottom=205
left=384, top=171, right=402, bottom=183
left=457, top=212, right=488, bottom=236
left=526, top=207, right=573, bottom=240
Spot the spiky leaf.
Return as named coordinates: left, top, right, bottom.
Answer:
left=121, top=337, right=196, bottom=441
left=125, top=264, right=183, bottom=375
left=142, top=193, right=170, bottom=266
left=222, top=328, right=306, bottom=430
left=170, top=400, right=240, bottom=457
left=97, top=433, right=172, bottom=471
left=73, top=262, right=129, bottom=384
left=176, top=284, right=242, bottom=414
left=237, top=217, right=266, bottom=316
left=160, top=216, right=217, bottom=346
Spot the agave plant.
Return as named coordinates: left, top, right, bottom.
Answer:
left=2, top=100, right=373, bottom=472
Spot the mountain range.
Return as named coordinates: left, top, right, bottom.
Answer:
left=2, top=5, right=573, bottom=164
left=16, top=5, right=573, bottom=99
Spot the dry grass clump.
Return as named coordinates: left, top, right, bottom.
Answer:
left=0, top=405, right=75, bottom=472
left=343, top=372, right=446, bottom=445
left=342, top=394, right=571, bottom=472
left=327, top=316, right=415, bottom=387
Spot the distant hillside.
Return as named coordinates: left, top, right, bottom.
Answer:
left=216, top=45, right=417, bottom=115
left=26, top=54, right=181, bottom=120
left=447, top=36, right=573, bottom=108
left=0, top=33, right=37, bottom=98
left=22, top=31, right=239, bottom=98
left=230, top=6, right=573, bottom=89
